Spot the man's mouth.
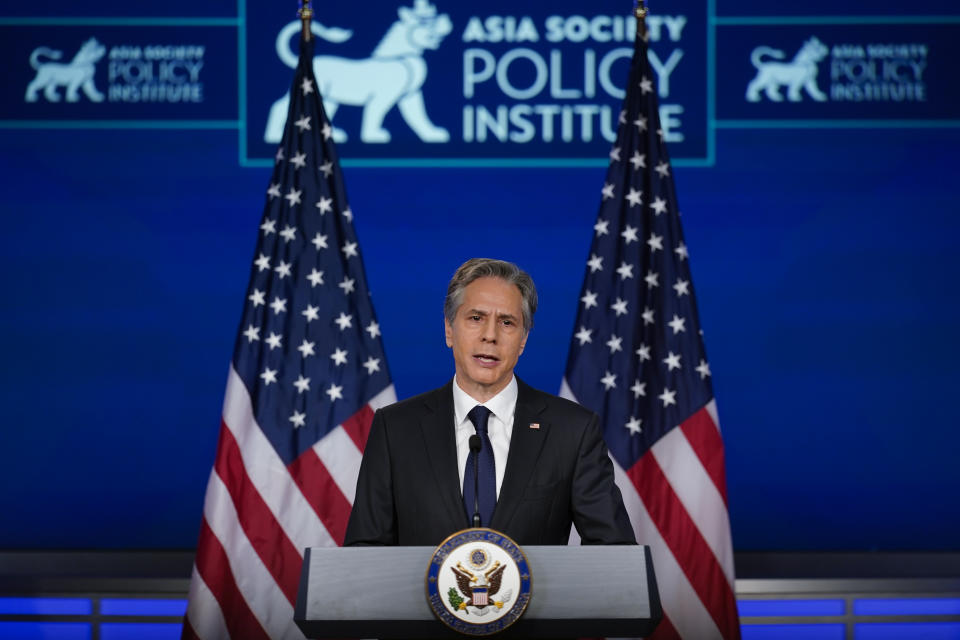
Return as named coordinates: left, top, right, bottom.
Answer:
left=473, top=354, right=500, bottom=366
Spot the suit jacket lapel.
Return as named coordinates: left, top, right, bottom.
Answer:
left=491, top=379, right=548, bottom=530
left=419, top=381, right=469, bottom=529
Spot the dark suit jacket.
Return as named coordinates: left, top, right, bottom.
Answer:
left=344, top=378, right=636, bottom=546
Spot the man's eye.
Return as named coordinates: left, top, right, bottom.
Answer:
left=469, top=315, right=481, bottom=321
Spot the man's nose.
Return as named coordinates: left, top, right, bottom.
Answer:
left=480, top=318, right=497, bottom=342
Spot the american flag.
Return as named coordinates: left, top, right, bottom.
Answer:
left=559, top=12, right=740, bottom=640
left=182, top=25, right=395, bottom=640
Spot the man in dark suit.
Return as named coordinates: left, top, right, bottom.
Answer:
left=344, top=258, right=635, bottom=546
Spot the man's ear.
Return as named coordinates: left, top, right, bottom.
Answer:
left=519, top=330, right=528, bottom=355
left=444, top=317, right=453, bottom=348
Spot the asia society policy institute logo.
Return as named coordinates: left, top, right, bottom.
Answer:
left=244, top=0, right=709, bottom=162
left=263, top=0, right=453, bottom=144
left=23, top=36, right=207, bottom=107
left=744, top=35, right=929, bottom=106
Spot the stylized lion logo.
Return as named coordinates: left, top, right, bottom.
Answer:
left=746, top=36, right=829, bottom=103
left=264, top=0, right=452, bottom=144
left=25, top=38, right=106, bottom=103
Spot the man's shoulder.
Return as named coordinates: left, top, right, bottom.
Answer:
left=517, top=379, right=596, bottom=422
left=378, top=383, right=449, bottom=419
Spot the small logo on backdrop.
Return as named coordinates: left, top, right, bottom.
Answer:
left=746, top=36, right=829, bottom=103
left=26, top=38, right=107, bottom=103
left=23, top=36, right=208, bottom=106
left=264, top=0, right=452, bottom=144
left=426, top=528, right=531, bottom=635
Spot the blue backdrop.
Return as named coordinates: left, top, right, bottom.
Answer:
left=1, top=0, right=958, bottom=550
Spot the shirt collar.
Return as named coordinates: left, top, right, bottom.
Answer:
left=452, top=375, right=518, bottom=428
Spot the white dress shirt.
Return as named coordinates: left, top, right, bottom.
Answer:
left=453, top=375, right=517, bottom=499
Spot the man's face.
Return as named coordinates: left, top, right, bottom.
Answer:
left=445, top=277, right=528, bottom=402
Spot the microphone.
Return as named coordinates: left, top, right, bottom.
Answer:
left=469, top=435, right=482, bottom=527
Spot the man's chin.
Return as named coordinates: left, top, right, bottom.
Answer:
left=462, top=368, right=507, bottom=390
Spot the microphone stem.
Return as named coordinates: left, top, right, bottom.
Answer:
left=473, top=446, right=481, bottom=527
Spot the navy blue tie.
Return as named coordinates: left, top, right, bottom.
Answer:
left=463, top=405, right=496, bottom=527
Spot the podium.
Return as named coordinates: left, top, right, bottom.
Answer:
left=295, top=545, right=662, bottom=638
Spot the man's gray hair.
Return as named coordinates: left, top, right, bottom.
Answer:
left=444, top=258, right=538, bottom=333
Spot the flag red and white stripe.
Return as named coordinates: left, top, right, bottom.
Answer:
left=184, top=371, right=395, bottom=639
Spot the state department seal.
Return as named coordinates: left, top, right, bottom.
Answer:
left=426, top=528, right=532, bottom=636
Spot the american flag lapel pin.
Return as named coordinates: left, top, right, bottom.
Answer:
left=529, top=423, right=540, bottom=430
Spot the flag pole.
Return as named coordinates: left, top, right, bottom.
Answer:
left=299, top=0, right=313, bottom=41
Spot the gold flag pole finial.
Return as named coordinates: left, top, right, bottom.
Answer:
left=635, top=0, right=648, bottom=21
left=299, top=1, right=313, bottom=41
left=634, top=1, right=648, bottom=40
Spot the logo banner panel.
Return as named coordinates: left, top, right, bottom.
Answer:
left=2, top=24, right=237, bottom=122
left=716, top=23, right=960, bottom=121
left=243, top=0, right=709, bottom=164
